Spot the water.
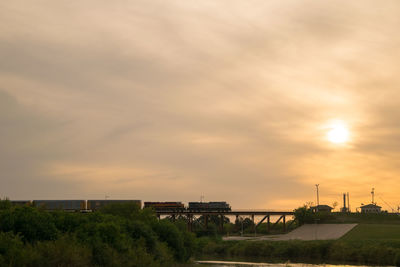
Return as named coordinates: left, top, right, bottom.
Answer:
left=192, top=260, right=370, bottom=267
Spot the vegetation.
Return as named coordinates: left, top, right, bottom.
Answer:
left=196, top=207, right=400, bottom=266
left=342, top=224, right=400, bottom=241
left=2, top=201, right=400, bottom=266
left=190, top=215, right=296, bottom=237
left=196, top=238, right=400, bottom=266
left=0, top=200, right=196, bottom=266
left=294, top=204, right=400, bottom=225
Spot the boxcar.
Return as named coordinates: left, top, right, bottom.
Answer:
left=10, top=200, right=32, bottom=206
left=87, top=200, right=141, bottom=211
left=32, top=200, right=86, bottom=211
left=144, top=202, right=185, bottom=211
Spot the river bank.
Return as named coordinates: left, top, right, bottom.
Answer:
left=195, top=237, right=400, bottom=266
left=195, top=260, right=372, bottom=267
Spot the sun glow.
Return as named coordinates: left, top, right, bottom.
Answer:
left=326, top=121, right=350, bottom=144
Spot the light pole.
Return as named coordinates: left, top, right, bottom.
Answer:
left=315, top=184, right=320, bottom=211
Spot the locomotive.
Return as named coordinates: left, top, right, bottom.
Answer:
left=188, top=201, right=231, bottom=212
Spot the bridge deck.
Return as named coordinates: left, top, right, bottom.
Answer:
left=156, top=210, right=294, bottom=216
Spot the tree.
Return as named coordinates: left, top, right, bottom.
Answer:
left=332, top=201, right=338, bottom=211
left=293, top=205, right=315, bottom=225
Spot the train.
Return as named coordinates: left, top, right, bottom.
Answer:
left=144, top=202, right=185, bottom=211
left=10, top=200, right=142, bottom=212
left=9, top=200, right=231, bottom=212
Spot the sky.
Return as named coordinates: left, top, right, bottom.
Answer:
left=1, top=0, right=400, bottom=210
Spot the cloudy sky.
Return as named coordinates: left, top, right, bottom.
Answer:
left=1, top=0, right=400, bottom=210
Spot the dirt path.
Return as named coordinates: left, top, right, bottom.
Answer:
left=224, top=223, right=357, bottom=241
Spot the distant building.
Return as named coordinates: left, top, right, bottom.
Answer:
left=360, top=203, right=381, bottom=213
left=311, top=205, right=333, bottom=213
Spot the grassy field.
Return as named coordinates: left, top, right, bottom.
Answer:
left=197, top=223, right=400, bottom=266
left=341, top=223, right=400, bottom=241
left=327, top=212, right=400, bottom=224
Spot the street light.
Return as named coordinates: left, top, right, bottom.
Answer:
left=315, top=184, right=320, bottom=211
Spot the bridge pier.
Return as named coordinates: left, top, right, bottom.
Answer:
left=187, top=214, right=193, bottom=232
left=283, top=215, right=286, bottom=232
left=204, top=215, right=208, bottom=229
left=251, top=214, right=255, bottom=234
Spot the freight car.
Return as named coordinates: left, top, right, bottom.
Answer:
left=188, top=201, right=231, bottom=212
left=10, top=200, right=32, bottom=206
left=144, top=202, right=185, bottom=212
left=87, top=200, right=141, bottom=211
left=32, top=200, right=86, bottom=211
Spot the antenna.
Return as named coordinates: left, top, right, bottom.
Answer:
left=371, top=188, right=375, bottom=204
left=200, top=195, right=204, bottom=203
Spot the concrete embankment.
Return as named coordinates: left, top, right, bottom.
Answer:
left=224, top=223, right=357, bottom=241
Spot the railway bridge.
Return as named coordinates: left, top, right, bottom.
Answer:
left=156, top=210, right=294, bottom=233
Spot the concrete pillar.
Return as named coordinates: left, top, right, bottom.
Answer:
left=283, top=215, right=286, bottom=232
left=187, top=215, right=192, bottom=232
left=251, top=214, right=255, bottom=233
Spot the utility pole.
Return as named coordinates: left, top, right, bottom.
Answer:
left=315, top=184, right=320, bottom=211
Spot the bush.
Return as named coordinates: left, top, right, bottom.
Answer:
left=0, top=202, right=196, bottom=266
left=0, top=206, right=58, bottom=243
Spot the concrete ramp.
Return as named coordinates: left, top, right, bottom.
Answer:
left=264, top=223, right=357, bottom=241
left=224, top=224, right=357, bottom=241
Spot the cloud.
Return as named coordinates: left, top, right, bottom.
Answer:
left=1, top=1, right=400, bottom=209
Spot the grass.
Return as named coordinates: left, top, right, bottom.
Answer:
left=196, top=222, right=400, bottom=266
left=327, top=212, right=400, bottom=224
left=341, top=223, right=400, bottom=241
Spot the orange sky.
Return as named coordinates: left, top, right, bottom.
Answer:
left=1, top=1, right=400, bottom=211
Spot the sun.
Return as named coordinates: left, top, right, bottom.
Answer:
left=326, top=121, right=350, bottom=144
